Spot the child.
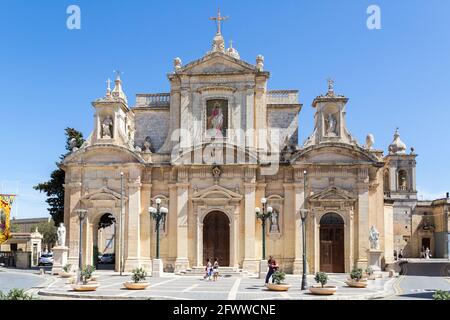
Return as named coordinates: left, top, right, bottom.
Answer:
left=204, top=259, right=211, bottom=280
left=213, top=258, right=219, bottom=281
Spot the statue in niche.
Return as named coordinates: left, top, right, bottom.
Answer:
left=270, top=210, right=280, bottom=233
left=325, top=113, right=337, bottom=136
left=369, top=225, right=380, bottom=250
left=143, top=136, right=152, bottom=153
left=101, top=116, right=113, bottom=138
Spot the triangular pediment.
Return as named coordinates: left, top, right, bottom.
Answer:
left=80, top=187, right=128, bottom=201
left=309, top=186, right=355, bottom=201
left=178, top=52, right=257, bottom=75
left=63, top=145, right=145, bottom=166
left=192, top=184, right=243, bottom=201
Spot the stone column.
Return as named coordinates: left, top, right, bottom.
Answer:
left=231, top=206, right=240, bottom=268
left=293, top=182, right=305, bottom=274
left=245, top=88, right=255, bottom=149
left=140, top=183, right=152, bottom=271
left=124, top=181, right=142, bottom=271
left=65, top=182, right=82, bottom=267
left=357, top=180, right=370, bottom=268
left=242, top=182, right=257, bottom=272
left=175, top=183, right=190, bottom=272
left=196, top=213, right=203, bottom=267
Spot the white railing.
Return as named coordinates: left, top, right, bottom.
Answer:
left=136, top=93, right=170, bottom=107
left=266, top=90, right=299, bottom=104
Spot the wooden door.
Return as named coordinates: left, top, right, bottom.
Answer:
left=203, top=211, right=230, bottom=266
left=320, top=213, right=345, bottom=273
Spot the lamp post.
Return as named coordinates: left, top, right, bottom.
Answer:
left=255, top=197, right=273, bottom=261
left=149, top=198, right=169, bottom=259
left=299, top=170, right=309, bottom=290
left=120, top=172, right=124, bottom=276
left=75, top=209, right=87, bottom=284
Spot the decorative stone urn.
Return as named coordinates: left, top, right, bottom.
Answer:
left=59, top=270, right=76, bottom=278
left=309, top=286, right=337, bottom=295
left=123, top=282, right=150, bottom=290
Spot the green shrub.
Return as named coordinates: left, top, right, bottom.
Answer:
left=62, top=263, right=72, bottom=273
left=272, top=271, right=286, bottom=285
left=314, top=272, right=328, bottom=288
left=0, top=289, right=35, bottom=300
left=365, top=266, right=374, bottom=276
left=433, top=290, right=450, bottom=300
left=350, top=268, right=363, bottom=281
left=80, top=265, right=96, bottom=284
left=131, top=267, right=148, bottom=283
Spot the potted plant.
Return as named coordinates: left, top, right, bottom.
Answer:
left=266, top=271, right=291, bottom=291
left=71, top=265, right=99, bottom=291
left=365, top=266, right=376, bottom=280
left=309, top=272, right=337, bottom=295
left=123, top=267, right=150, bottom=290
left=346, top=268, right=368, bottom=288
left=59, top=263, right=75, bottom=278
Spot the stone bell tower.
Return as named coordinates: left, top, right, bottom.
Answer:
left=303, top=79, right=358, bottom=147
left=90, top=73, right=135, bottom=148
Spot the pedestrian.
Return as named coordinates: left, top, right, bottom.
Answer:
left=425, top=247, right=431, bottom=259
left=399, top=249, right=403, bottom=259
left=213, top=257, right=219, bottom=281
left=394, top=249, right=397, bottom=261
left=265, top=255, right=278, bottom=285
left=204, top=258, right=212, bottom=280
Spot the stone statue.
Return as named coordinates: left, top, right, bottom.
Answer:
left=174, top=57, right=182, bottom=71
left=57, top=223, right=66, bottom=247
left=270, top=211, right=280, bottom=233
left=326, top=113, right=337, bottom=136
left=369, top=225, right=380, bottom=250
left=101, top=116, right=113, bottom=138
left=143, top=136, right=152, bottom=153
left=365, top=134, right=375, bottom=150
left=256, top=55, right=264, bottom=72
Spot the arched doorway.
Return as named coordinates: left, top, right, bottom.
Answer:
left=95, top=213, right=116, bottom=270
left=203, top=211, right=230, bottom=266
left=320, top=213, right=345, bottom=273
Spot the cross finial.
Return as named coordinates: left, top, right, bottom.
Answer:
left=210, top=7, right=229, bottom=35
left=106, top=78, right=112, bottom=91
left=113, top=70, right=123, bottom=81
left=229, top=39, right=234, bottom=48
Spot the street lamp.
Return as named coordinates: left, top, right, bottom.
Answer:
left=255, top=197, right=273, bottom=260
left=299, top=170, right=309, bottom=290
left=149, top=198, right=169, bottom=259
left=75, top=208, right=87, bottom=284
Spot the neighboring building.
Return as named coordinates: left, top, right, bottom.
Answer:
left=10, top=217, right=51, bottom=233
left=60, top=12, right=449, bottom=274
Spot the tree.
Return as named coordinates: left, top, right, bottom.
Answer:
left=34, top=220, right=57, bottom=250
left=34, top=128, right=84, bottom=225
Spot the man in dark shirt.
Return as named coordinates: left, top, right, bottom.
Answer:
left=265, top=255, right=278, bottom=284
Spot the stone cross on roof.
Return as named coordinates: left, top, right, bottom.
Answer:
left=210, top=7, right=229, bottom=35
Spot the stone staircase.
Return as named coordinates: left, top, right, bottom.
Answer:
left=177, top=266, right=251, bottom=277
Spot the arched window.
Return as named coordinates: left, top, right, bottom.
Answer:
left=398, top=170, right=407, bottom=191
left=384, top=170, right=390, bottom=192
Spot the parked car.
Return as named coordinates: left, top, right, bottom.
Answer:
left=38, top=253, right=54, bottom=266
left=99, top=253, right=115, bottom=264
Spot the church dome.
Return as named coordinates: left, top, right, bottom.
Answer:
left=388, top=128, right=407, bottom=155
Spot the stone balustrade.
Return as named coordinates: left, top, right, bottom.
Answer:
left=266, top=90, right=299, bottom=105
left=136, top=93, right=170, bottom=107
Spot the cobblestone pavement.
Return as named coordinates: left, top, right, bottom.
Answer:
left=37, top=272, right=395, bottom=300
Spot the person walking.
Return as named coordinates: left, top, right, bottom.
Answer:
left=213, top=258, right=219, bottom=281
left=399, top=249, right=404, bottom=259
left=265, top=255, right=278, bottom=285
left=204, top=258, right=212, bottom=280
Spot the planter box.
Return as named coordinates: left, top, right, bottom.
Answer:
left=71, top=282, right=100, bottom=292
left=59, top=271, right=76, bottom=278
left=309, top=285, right=337, bottom=295
left=345, top=280, right=368, bottom=288
left=123, top=282, right=150, bottom=290
left=266, top=283, right=291, bottom=291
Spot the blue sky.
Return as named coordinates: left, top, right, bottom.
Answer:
left=1, top=0, right=449, bottom=219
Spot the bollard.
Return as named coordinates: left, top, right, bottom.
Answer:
left=40, top=267, right=45, bottom=275
left=388, top=270, right=395, bottom=277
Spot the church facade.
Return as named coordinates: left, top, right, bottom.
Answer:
left=61, top=16, right=449, bottom=274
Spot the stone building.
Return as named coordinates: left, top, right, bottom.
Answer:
left=61, top=13, right=448, bottom=274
